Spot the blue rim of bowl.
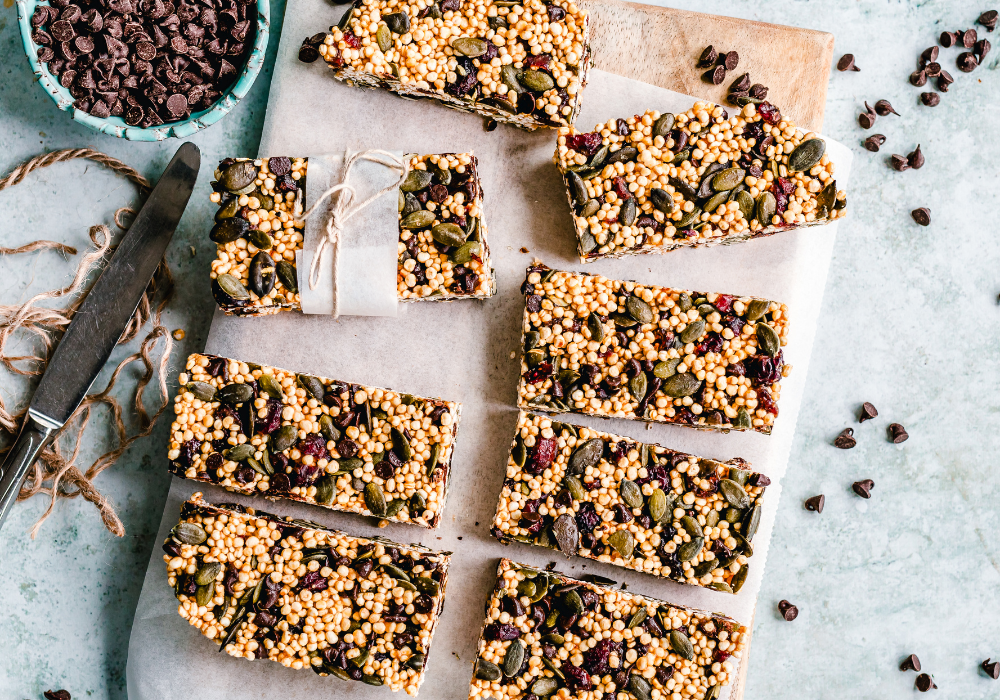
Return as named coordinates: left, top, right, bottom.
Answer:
left=16, top=0, right=270, bottom=141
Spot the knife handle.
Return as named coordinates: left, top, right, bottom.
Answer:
left=0, top=414, right=57, bottom=532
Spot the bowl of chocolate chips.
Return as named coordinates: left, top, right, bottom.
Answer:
left=17, top=0, right=268, bottom=140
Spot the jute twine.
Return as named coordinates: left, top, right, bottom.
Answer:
left=0, top=148, right=175, bottom=538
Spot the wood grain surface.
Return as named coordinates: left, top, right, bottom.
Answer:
left=582, top=3, right=834, bottom=696
left=584, top=0, right=834, bottom=132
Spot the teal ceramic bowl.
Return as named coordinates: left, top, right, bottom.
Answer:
left=16, top=0, right=269, bottom=141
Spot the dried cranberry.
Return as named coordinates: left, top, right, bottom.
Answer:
left=523, top=53, right=552, bottom=71
left=519, top=512, right=545, bottom=535
left=613, top=503, right=633, bottom=523
left=575, top=501, right=600, bottom=533
left=446, top=57, right=478, bottom=96
left=259, top=398, right=282, bottom=434
left=354, top=558, right=374, bottom=578
left=428, top=183, right=448, bottom=203
left=223, top=565, right=239, bottom=595
left=297, top=570, right=329, bottom=592
left=335, top=437, right=358, bottom=458
left=728, top=361, right=746, bottom=377
left=654, top=329, right=676, bottom=350
left=270, top=472, right=291, bottom=493
left=501, top=595, right=526, bottom=618
left=580, top=364, right=599, bottom=385
left=178, top=438, right=200, bottom=467
left=722, top=315, right=745, bottom=336
left=162, top=540, right=182, bottom=556
left=655, top=665, right=675, bottom=685
left=342, top=30, right=361, bottom=48
left=743, top=350, right=783, bottom=385
left=714, top=294, right=734, bottom=313
left=674, top=407, right=695, bottom=424
left=484, top=623, right=520, bottom=641
left=526, top=294, right=542, bottom=312
left=757, top=387, right=779, bottom=415
left=701, top=332, right=724, bottom=353
left=565, top=131, right=602, bottom=156
left=751, top=472, right=771, bottom=487
left=394, top=631, right=414, bottom=648
left=526, top=361, right=553, bottom=385
left=743, top=121, right=763, bottom=143
left=582, top=639, right=622, bottom=676
left=276, top=173, right=298, bottom=191
left=546, top=4, right=565, bottom=21
left=527, top=436, right=557, bottom=473
left=612, top=176, right=631, bottom=200
left=563, top=664, right=593, bottom=691
left=758, top=101, right=782, bottom=125
left=714, top=648, right=731, bottom=663
left=776, top=177, right=795, bottom=195
left=295, top=433, right=329, bottom=460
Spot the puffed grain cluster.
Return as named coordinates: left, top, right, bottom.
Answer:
left=165, top=494, right=449, bottom=695
left=319, top=0, right=590, bottom=129
left=468, top=559, right=746, bottom=700
left=168, top=353, right=461, bottom=528
left=491, top=413, right=769, bottom=593
left=517, top=263, right=790, bottom=434
left=555, top=102, right=847, bottom=260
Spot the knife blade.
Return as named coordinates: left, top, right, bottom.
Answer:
left=0, top=142, right=200, bottom=533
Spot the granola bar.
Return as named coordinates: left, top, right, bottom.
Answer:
left=491, top=412, right=769, bottom=593
left=168, top=353, right=461, bottom=528
left=164, top=493, right=449, bottom=695
left=555, top=101, right=847, bottom=261
left=209, top=154, right=496, bottom=317
left=468, top=559, right=747, bottom=700
left=517, top=263, right=790, bottom=434
left=316, top=0, right=591, bottom=130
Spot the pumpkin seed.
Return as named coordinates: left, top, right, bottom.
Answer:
left=500, top=64, right=525, bottom=94
left=185, top=381, right=217, bottom=402
left=577, top=198, right=600, bottom=218
left=669, top=629, right=695, bottom=660
left=539, top=632, right=564, bottom=645
left=756, top=322, right=780, bottom=357
left=743, top=502, right=762, bottom=540
left=217, top=273, right=250, bottom=300
left=375, top=23, right=391, bottom=51
left=724, top=507, right=743, bottom=523
left=678, top=537, right=704, bottom=562
left=619, top=479, right=643, bottom=509
left=221, top=161, right=257, bottom=192
left=648, top=488, right=668, bottom=522
left=430, top=223, right=468, bottom=247
left=680, top=515, right=703, bottom=538
left=401, top=170, right=433, bottom=193
left=733, top=407, right=752, bottom=430
left=662, top=372, right=701, bottom=398
left=702, top=190, right=729, bottom=214
left=361, top=674, right=384, bottom=687
left=218, top=383, right=253, bottom=405
left=274, top=260, right=298, bottom=294
left=452, top=36, right=488, bottom=57
left=671, top=148, right=691, bottom=164
left=503, top=639, right=525, bottom=677
left=383, top=10, right=409, bottom=33
left=818, top=179, right=837, bottom=211
left=652, top=358, right=680, bottom=379
left=551, top=513, right=578, bottom=555
left=426, top=442, right=442, bottom=476
left=693, top=558, right=718, bottom=577
left=172, top=521, right=207, bottom=545
left=294, top=375, right=323, bottom=401
left=410, top=491, right=426, bottom=513
left=248, top=251, right=276, bottom=297
left=365, top=482, right=387, bottom=516
left=401, top=210, right=435, bottom=230
left=391, top=427, right=412, bottom=461
left=562, top=589, right=584, bottom=614
left=677, top=293, right=692, bottom=311
left=520, top=69, right=554, bottom=92
left=511, top=436, right=527, bottom=468
left=611, top=312, right=637, bottom=328
left=734, top=190, right=755, bottom=220
left=627, top=607, right=648, bottom=629
left=626, top=295, right=653, bottom=324
left=588, top=145, right=610, bottom=169
left=649, top=187, right=675, bottom=214
left=516, top=579, right=536, bottom=598
left=405, top=653, right=425, bottom=671
left=528, top=574, right=549, bottom=603
left=450, top=240, right=480, bottom=264
left=224, top=444, right=254, bottom=462
left=787, top=138, right=826, bottom=172
left=581, top=312, right=605, bottom=343
left=652, top=112, right=674, bottom=136
left=384, top=499, right=405, bottom=519
left=711, top=167, right=745, bottom=192
left=244, top=454, right=268, bottom=476
left=628, top=673, right=652, bottom=700
left=706, top=508, right=720, bottom=528
left=680, top=318, right=705, bottom=343
left=247, top=228, right=273, bottom=251
left=314, top=475, right=336, bottom=505
left=254, top=374, right=280, bottom=400
left=530, top=677, right=559, bottom=696
left=607, top=146, right=639, bottom=164
left=210, top=217, right=248, bottom=243
left=525, top=348, right=546, bottom=368
left=542, top=656, right=564, bottom=679
left=619, top=197, right=637, bottom=226
left=608, top=529, right=635, bottom=558
left=568, top=438, right=602, bottom=474
left=382, top=564, right=411, bottom=582
left=195, top=583, right=214, bottom=607
left=719, top=478, right=750, bottom=508
left=215, top=197, right=239, bottom=222
left=675, top=207, right=702, bottom=229
left=412, top=576, right=439, bottom=597
left=755, top=191, right=776, bottom=224
left=195, top=561, right=223, bottom=585
left=744, top=299, right=770, bottom=322
left=708, top=581, right=734, bottom=594
left=579, top=230, right=598, bottom=254
left=271, top=424, right=297, bottom=452
left=567, top=171, right=587, bottom=204
left=731, top=564, right=749, bottom=593
left=564, top=476, right=585, bottom=501
left=629, top=372, right=647, bottom=402
left=475, top=658, right=502, bottom=681
left=316, top=414, right=339, bottom=442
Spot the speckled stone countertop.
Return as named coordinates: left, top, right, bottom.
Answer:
left=1, top=0, right=998, bottom=697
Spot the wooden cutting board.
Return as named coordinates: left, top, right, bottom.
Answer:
left=580, top=4, right=833, bottom=696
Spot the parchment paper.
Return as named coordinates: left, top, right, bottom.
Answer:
left=297, top=151, right=403, bottom=316
left=127, top=2, right=852, bottom=695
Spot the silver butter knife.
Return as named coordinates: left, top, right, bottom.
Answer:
left=0, top=142, right=200, bottom=533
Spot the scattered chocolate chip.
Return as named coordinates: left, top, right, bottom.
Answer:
left=910, top=69, right=928, bottom=86
left=722, top=50, right=739, bottom=70
left=937, top=70, right=954, bottom=92
left=837, top=53, right=859, bottom=71
left=980, top=10, right=998, bottom=32
left=911, top=207, right=932, bottom=226
left=920, top=92, right=940, bottom=107
left=852, top=479, right=874, bottom=499
left=874, top=99, right=898, bottom=116
left=728, top=72, right=750, bottom=93
left=975, top=38, right=991, bottom=59
left=958, top=51, right=979, bottom=72
left=804, top=495, right=825, bottom=513
left=915, top=673, right=937, bottom=692
left=890, top=154, right=910, bottom=171
left=704, top=65, right=726, bottom=85
left=982, top=658, right=1000, bottom=679
left=907, top=145, right=924, bottom=169
left=940, top=30, right=958, bottom=47
left=698, top=45, right=718, bottom=67
left=888, top=422, right=909, bottom=442
left=900, top=654, right=922, bottom=672
left=484, top=117, right=498, bottom=131
left=858, top=110, right=876, bottom=129
left=859, top=402, right=878, bottom=422
left=963, top=28, right=978, bottom=47
left=864, top=134, right=886, bottom=152
left=44, top=692, right=71, bottom=700
left=777, top=600, right=799, bottom=621
left=749, top=83, right=768, bottom=99
left=834, top=428, right=857, bottom=449
left=924, top=62, right=942, bottom=77
left=921, top=46, right=939, bottom=63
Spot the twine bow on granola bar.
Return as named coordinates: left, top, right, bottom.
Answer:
left=300, top=150, right=410, bottom=316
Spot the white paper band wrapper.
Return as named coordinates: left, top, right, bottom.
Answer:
left=295, top=151, right=403, bottom=317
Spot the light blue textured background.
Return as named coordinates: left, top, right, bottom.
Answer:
left=0, top=0, right=998, bottom=698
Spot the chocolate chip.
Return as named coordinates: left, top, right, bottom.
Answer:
left=910, top=70, right=928, bottom=86
left=874, top=99, right=898, bottom=116
left=975, top=38, right=992, bottom=59
left=940, top=30, right=958, bottom=47
left=907, top=145, right=924, bottom=169
left=851, top=479, right=874, bottom=499
left=722, top=51, right=739, bottom=70
left=890, top=154, right=910, bottom=172
left=858, top=111, right=876, bottom=129
left=728, top=72, right=750, bottom=92
left=936, top=69, right=954, bottom=91
left=888, top=422, right=909, bottom=442
left=862, top=134, right=885, bottom=152
left=43, top=692, right=71, bottom=700
left=982, top=658, right=1000, bottom=679
left=749, top=83, right=768, bottom=99
left=915, top=673, right=937, bottom=692
left=166, top=92, right=188, bottom=115
left=858, top=402, right=878, bottom=422
left=900, top=654, right=922, bottom=672
left=298, top=40, right=319, bottom=63
left=963, top=28, right=978, bottom=47
left=834, top=428, right=857, bottom=449
left=777, top=600, right=798, bottom=621
left=703, top=65, right=726, bottom=85
left=958, top=51, right=979, bottom=72
left=484, top=118, right=498, bottom=132
left=924, top=62, right=942, bottom=77
left=804, top=495, right=825, bottom=513
left=50, top=18, right=75, bottom=41
left=698, top=45, right=717, bottom=67
left=837, top=53, right=859, bottom=71
left=921, top=46, right=939, bottom=63
left=920, top=92, right=940, bottom=107
left=980, top=10, right=998, bottom=32
left=90, top=99, right=111, bottom=118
